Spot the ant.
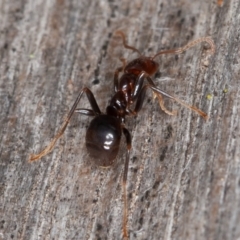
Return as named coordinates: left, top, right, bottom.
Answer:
left=29, top=31, right=215, bottom=239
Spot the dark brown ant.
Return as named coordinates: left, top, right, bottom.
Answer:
left=29, top=31, right=215, bottom=239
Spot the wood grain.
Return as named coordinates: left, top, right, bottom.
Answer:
left=0, top=0, right=239, bottom=239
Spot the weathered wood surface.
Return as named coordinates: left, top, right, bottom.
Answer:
left=0, top=0, right=239, bottom=239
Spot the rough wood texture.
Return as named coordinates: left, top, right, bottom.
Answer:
left=0, top=0, right=239, bottom=239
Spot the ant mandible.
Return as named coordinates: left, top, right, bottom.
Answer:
left=29, top=31, right=215, bottom=239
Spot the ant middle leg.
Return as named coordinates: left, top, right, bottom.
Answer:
left=29, top=87, right=101, bottom=162
left=75, top=108, right=96, bottom=116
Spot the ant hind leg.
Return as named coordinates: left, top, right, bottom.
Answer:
left=29, top=87, right=101, bottom=162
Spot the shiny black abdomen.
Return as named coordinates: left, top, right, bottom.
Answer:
left=85, top=115, right=122, bottom=167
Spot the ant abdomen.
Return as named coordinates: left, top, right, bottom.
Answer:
left=85, top=115, right=122, bottom=167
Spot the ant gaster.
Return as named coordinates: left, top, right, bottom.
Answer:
left=29, top=31, right=215, bottom=239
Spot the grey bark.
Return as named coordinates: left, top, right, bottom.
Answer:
left=0, top=0, right=239, bottom=240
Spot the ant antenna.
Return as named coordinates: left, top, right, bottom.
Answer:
left=152, top=36, right=215, bottom=60
left=115, top=30, right=142, bottom=56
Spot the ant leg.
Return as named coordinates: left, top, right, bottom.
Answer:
left=150, top=85, right=208, bottom=120
left=144, top=76, right=208, bottom=118
left=115, top=30, right=142, bottom=56
left=114, top=58, right=126, bottom=93
left=132, top=85, right=149, bottom=114
left=132, top=72, right=176, bottom=115
left=146, top=76, right=177, bottom=115
left=29, top=87, right=101, bottom=162
left=154, top=93, right=177, bottom=116
left=122, top=127, right=132, bottom=239
left=75, top=108, right=95, bottom=116
left=132, top=72, right=146, bottom=100
left=131, top=71, right=207, bottom=118
left=132, top=82, right=207, bottom=119
left=114, top=66, right=123, bottom=92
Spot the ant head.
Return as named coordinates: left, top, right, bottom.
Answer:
left=144, top=57, right=159, bottom=76
left=124, top=57, right=159, bottom=76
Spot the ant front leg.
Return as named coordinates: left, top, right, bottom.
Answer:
left=150, top=85, right=208, bottom=120
left=114, top=58, right=126, bottom=93
left=114, top=66, right=123, bottom=92
left=29, top=87, right=101, bottom=162
left=74, top=108, right=96, bottom=116
left=122, top=127, right=132, bottom=239
left=132, top=81, right=208, bottom=119
left=132, top=72, right=176, bottom=116
left=132, top=72, right=208, bottom=119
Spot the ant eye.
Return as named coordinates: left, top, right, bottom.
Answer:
left=92, top=79, right=99, bottom=85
